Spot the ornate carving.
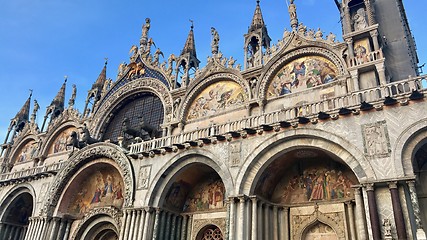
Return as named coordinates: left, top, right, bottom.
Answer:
left=362, top=120, right=391, bottom=157
left=138, top=165, right=151, bottom=190
left=70, top=206, right=123, bottom=240
left=192, top=217, right=226, bottom=240
left=41, top=143, right=135, bottom=216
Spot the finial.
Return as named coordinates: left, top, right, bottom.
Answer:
left=29, top=89, right=33, bottom=98
left=64, top=75, right=68, bottom=83
left=189, top=19, right=194, bottom=29
left=104, top=57, right=108, bottom=65
left=257, top=0, right=260, bottom=5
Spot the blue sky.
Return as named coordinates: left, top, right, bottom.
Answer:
left=0, top=0, right=425, bottom=142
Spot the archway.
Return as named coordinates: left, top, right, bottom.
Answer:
left=196, top=224, right=224, bottom=240
left=412, top=140, right=427, bottom=231
left=73, top=214, right=120, bottom=240
left=303, top=222, right=338, bottom=240
left=0, top=187, right=34, bottom=240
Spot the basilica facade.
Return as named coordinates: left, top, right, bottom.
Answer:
left=0, top=0, right=426, bottom=239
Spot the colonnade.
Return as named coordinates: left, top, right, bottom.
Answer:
left=23, top=216, right=72, bottom=240
left=0, top=223, right=27, bottom=240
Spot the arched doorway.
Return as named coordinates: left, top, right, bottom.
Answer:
left=413, top=140, right=427, bottom=231
left=0, top=187, right=34, bottom=240
left=74, top=214, right=119, bottom=240
left=303, top=222, right=338, bottom=240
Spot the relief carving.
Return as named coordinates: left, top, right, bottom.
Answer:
left=362, top=120, right=391, bottom=157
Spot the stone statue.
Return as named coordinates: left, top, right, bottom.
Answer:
left=129, top=45, right=138, bottom=62
left=383, top=218, right=392, bottom=237
left=353, top=8, right=368, bottom=31
left=117, top=62, right=127, bottom=79
left=33, top=100, right=40, bottom=116
left=315, top=28, right=323, bottom=40
left=288, top=0, right=297, bottom=20
left=228, top=56, right=236, bottom=68
left=140, top=18, right=151, bottom=47
left=327, top=32, right=336, bottom=43
left=68, top=84, right=76, bottom=107
left=211, top=27, right=220, bottom=54
left=153, top=48, right=164, bottom=66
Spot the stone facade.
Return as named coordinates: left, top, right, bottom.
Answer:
left=0, top=0, right=426, bottom=240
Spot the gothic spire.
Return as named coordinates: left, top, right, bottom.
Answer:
left=180, top=21, right=198, bottom=59
left=249, top=0, right=266, bottom=32
left=83, top=60, right=108, bottom=117
left=12, top=91, right=32, bottom=131
left=92, top=60, right=107, bottom=90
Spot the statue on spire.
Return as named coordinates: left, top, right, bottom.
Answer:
left=211, top=27, right=220, bottom=55
left=288, top=0, right=298, bottom=31
left=68, top=84, right=77, bottom=108
left=140, top=18, right=151, bottom=51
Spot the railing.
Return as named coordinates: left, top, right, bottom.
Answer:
left=0, top=161, right=67, bottom=182
left=349, top=49, right=384, bottom=68
left=129, top=75, right=427, bottom=154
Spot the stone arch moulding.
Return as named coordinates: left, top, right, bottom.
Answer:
left=179, top=72, right=251, bottom=123
left=39, top=121, right=81, bottom=157
left=71, top=206, right=122, bottom=240
left=144, top=148, right=234, bottom=207
left=0, top=183, right=37, bottom=221
left=8, top=135, right=38, bottom=165
left=258, top=46, right=348, bottom=101
left=91, top=77, right=173, bottom=138
left=393, top=118, right=427, bottom=177
left=236, top=128, right=376, bottom=195
left=294, top=209, right=346, bottom=240
left=41, top=142, right=135, bottom=216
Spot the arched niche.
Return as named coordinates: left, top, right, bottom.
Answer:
left=161, top=163, right=226, bottom=213
left=254, top=148, right=358, bottom=204
left=196, top=224, right=224, bottom=240
left=12, top=138, right=37, bottom=165
left=266, top=55, right=338, bottom=98
left=57, top=159, right=125, bottom=218
left=186, top=80, right=247, bottom=121
left=47, top=126, right=78, bottom=155
left=302, top=221, right=339, bottom=240
left=0, top=186, right=35, bottom=238
left=102, top=92, right=164, bottom=143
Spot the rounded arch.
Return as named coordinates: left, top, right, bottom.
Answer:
left=0, top=183, right=36, bottom=221
left=41, top=143, right=135, bottom=216
left=236, top=128, right=375, bottom=195
left=393, top=118, right=427, bottom=176
left=145, top=149, right=234, bottom=207
left=9, top=136, right=38, bottom=166
left=195, top=224, right=224, bottom=240
left=91, top=77, right=173, bottom=138
left=179, top=72, right=251, bottom=123
left=72, top=207, right=121, bottom=240
left=40, top=121, right=81, bottom=157
left=258, top=46, right=348, bottom=100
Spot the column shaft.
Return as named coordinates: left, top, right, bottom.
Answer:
left=273, top=206, right=279, bottom=240
left=282, top=207, right=289, bottom=240
left=48, top=218, right=60, bottom=240
left=229, top=198, right=236, bottom=240
left=251, top=198, right=257, bottom=240
left=120, top=211, right=129, bottom=240
left=137, top=209, right=146, bottom=240
left=128, top=210, right=136, bottom=240
left=63, top=220, right=72, bottom=240
left=389, top=183, right=407, bottom=240
left=366, top=184, right=381, bottom=240
left=124, top=210, right=133, bottom=240
left=152, top=209, right=161, bottom=240
left=237, top=197, right=245, bottom=240
left=56, top=219, right=67, bottom=240
left=346, top=202, right=357, bottom=240
left=180, top=215, right=188, bottom=240
left=354, top=187, right=367, bottom=240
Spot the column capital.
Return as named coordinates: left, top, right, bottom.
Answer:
left=388, top=181, right=398, bottom=189
left=237, top=195, right=247, bottom=202
left=370, top=29, right=379, bottom=38
left=406, top=180, right=416, bottom=187
left=364, top=183, right=375, bottom=191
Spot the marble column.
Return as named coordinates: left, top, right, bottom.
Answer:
left=343, top=6, right=352, bottom=34
left=273, top=206, right=279, bottom=240
left=176, top=216, right=182, bottom=240
left=407, top=180, right=427, bottom=239
left=165, top=212, right=172, bottom=240
left=229, top=198, right=236, bottom=240
left=388, top=182, right=407, bottom=240
left=258, top=202, right=263, bottom=239
left=56, top=219, right=67, bottom=240
left=158, top=212, right=166, bottom=240
left=120, top=211, right=129, bottom=240
left=152, top=209, right=161, bottom=240
left=142, top=208, right=153, bottom=240
left=28, top=218, right=37, bottom=240
left=124, top=210, right=133, bottom=240
left=171, top=214, right=177, bottom=240
left=346, top=201, right=357, bottom=240
left=365, top=184, right=381, bottom=240
left=33, top=218, right=41, bottom=240
left=48, top=217, right=60, bottom=240
left=137, top=209, right=146, bottom=240
left=63, top=220, right=72, bottom=240
left=133, top=210, right=141, bottom=240
left=23, top=220, right=31, bottom=240
left=370, top=30, right=380, bottom=51
left=375, top=63, right=387, bottom=86
left=363, top=0, right=375, bottom=26
left=237, top=196, right=246, bottom=240
left=264, top=204, right=270, bottom=240
left=180, top=215, right=188, bottom=240
left=281, top=207, right=289, bottom=240
left=354, top=187, right=367, bottom=240
left=251, top=197, right=257, bottom=240
left=128, top=210, right=136, bottom=240
left=186, top=215, right=193, bottom=240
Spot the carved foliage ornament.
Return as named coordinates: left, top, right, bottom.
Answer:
left=91, top=77, right=173, bottom=136
left=41, top=143, right=134, bottom=216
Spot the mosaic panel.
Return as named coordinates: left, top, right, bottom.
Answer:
left=267, top=56, right=338, bottom=97
left=49, top=127, right=77, bottom=154
left=15, top=140, right=37, bottom=163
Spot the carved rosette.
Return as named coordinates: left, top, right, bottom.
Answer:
left=40, top=143, right=135, bottom=216
left=91, top=77, right=173, bottom=136
left=70, top=206, right=123, bottom=240
left=258, top=46, right=347, bottom=100
left=179, top=72, right=250, bottom=122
